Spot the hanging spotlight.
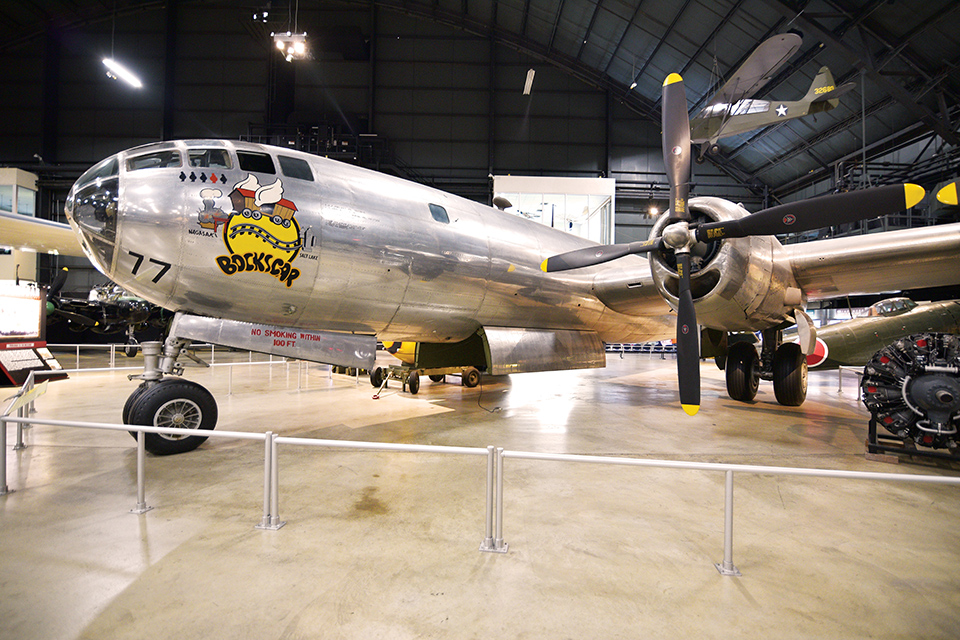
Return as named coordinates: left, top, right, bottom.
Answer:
left=271, top=32, right=308, bottom=61
left=103, top=58, right=143, bottom=88
left=523, top=68, right=535, bottom=95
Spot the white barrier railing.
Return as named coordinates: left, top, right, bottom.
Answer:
left=837, top=365, right=864, bottom=394
left=3, top=412, right=960, bottom=574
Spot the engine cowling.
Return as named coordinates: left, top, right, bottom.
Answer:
left=648, top=196, right=803, bottom=332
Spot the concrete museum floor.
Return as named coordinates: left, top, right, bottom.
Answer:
left=2, top=348, right=959, bottom=640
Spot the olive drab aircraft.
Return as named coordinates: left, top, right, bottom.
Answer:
left=792, top=298, right=960, bottom=369
left=689, top=32, right=855, bottom=160
left=3, top=74, right=960, bottom=456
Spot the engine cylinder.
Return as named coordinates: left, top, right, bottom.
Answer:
left=861, top=333, right=960, bottom=449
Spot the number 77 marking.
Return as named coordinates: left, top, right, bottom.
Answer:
left=128, top=251, right=172, bottom=283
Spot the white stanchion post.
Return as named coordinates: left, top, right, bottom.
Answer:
left=268, top=433, right=285, bottom=529
left=13, top=405, right=25, bottom=450
left=0, top=416, right=10, bottom=495
left=715, top=469, right=740, bottom=576
left=494, top=447, right=508, bottom=552
left=130, top=430, right=153, bottom=514
left=257, top=432, right=273, bottom=529
left=480, top=445, right=497, bottom=552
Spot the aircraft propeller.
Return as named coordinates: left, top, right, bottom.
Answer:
left=541, top=72, right=926, bottom=415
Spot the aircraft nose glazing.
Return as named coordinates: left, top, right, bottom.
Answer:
left=65, top=157, right=121, bottom=274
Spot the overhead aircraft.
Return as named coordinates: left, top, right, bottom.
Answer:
left=689, top=33, right=856, bottom=159
left=2, top=74, right=958, bottom=455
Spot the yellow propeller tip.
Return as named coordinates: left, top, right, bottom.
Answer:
left=681, top=404, right=700, bottom=416
left=540, top=258, right=549, bottom=272
left=936, top=182, right=958, bottom=206
left=664, top=73, right=683, bottom=87
left=903, top=183, right=925, bottom=209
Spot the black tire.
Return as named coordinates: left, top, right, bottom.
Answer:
left=726, top=342, right=759, bottom=402
left=462, top=366, right=481, bottom=388
left=407, top=371, right=420, bottom=394
left=124, top=342, right=138, bottom=358
left=123, top=382, right=152, bottom=425
left=429, top=374, right=445, bottom=383
left=773, top=343, right=808, bottom=406
left=126, top=379, right=217, bottom=455
left=370, top=366, right=385, bottom=387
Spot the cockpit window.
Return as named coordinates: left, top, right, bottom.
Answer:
left=429, top=204, right=450, bottom=224
left=126, top=150, right=182, bottom=172
left=76, top=156, right=119, bottom=188
left=188, top=149, right=232, bottom=169
left=237, top=151, right=275, bottom=174
left=278, top=155, right=314, bottom=181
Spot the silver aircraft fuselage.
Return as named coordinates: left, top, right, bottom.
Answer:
left=64, top=140, right=673, bottom=345
left=63, top=140, right=960, bottom=352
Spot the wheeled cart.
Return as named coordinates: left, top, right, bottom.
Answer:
left=369, top=364, right=482, bottom=395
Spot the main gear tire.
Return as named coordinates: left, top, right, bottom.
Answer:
left=725, top=342, right=759, bottom=402
left=125, top=379, right=217, bottom=455
left=773, top=343, right=807, bottom=406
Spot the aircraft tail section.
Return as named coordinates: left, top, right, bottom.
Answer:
left=803, top=66, right=837, bottom=102
left=803, top=66, right=854, bottom=111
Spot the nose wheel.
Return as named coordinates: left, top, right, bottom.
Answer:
left=124, top=379, right=217, bottom=455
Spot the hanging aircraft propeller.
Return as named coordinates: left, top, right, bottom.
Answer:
left=542, top=72, right=926, bottom=415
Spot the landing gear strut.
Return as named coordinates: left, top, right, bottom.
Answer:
left=723, top=328, right=807, bottom=406
left=122, top=337, right=216, bottom=455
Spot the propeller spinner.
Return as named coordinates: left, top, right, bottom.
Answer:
left=542, top=73, right=926, bottom=415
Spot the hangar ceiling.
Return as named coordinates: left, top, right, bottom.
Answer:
left=1, top=0, right=958, bottom=201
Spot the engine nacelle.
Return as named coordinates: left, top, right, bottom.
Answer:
left=649, top=197, right=803, bottom=332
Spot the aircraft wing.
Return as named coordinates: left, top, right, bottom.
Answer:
left=0, top=210, right=85, bottom=257
left=705, top=33, right=802, bottom=107
left=786, top=222, right=960, bottom=299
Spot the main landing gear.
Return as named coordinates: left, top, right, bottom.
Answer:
left=722, top=328, right=807, bottom=406
left=122, top=338, right=216, bottom=455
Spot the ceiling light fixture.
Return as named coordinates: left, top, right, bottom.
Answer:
left=272, top=31, right=308, bottom=62
left=103, top=4, right=142, bottom=88
left=103, top=57, right=143, bottom=88
left=271, top=0, right=306, bottom=62
left=523, top=69, right=535, bottom=95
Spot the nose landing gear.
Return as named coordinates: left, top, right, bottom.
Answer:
left=122, top=338, right=217, bottom=455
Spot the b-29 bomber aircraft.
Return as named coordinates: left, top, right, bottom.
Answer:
left=8, top=74, right=959, bottom=455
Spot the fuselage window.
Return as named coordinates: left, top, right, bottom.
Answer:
left=76, top=156, right=119, bottom=188
left=278, top=155, right=314, bottom=181
left=429, top=203, right=450, bottom=224
left=237, top=151, right=276, bottom=174
left=188, top=149, right=232, bottom=169
left=126, top=151, right=182, bottom=172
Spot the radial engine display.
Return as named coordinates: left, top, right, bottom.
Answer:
left=861, top=333, right=960, bottom=451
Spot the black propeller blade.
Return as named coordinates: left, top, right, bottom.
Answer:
left=662, top=74, right=699, bottom=415
left=49, top=267, right=69, bottom=297
left=541, top=238, right=662, bottom=273
left=675, top=252, right=699, bottom=414
left=662, top=73, right=691, bottom=222
left=694, top=184, right=925, bottom=242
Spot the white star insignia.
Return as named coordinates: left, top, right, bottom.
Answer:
left=776, top=104, right=788, bottom=117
